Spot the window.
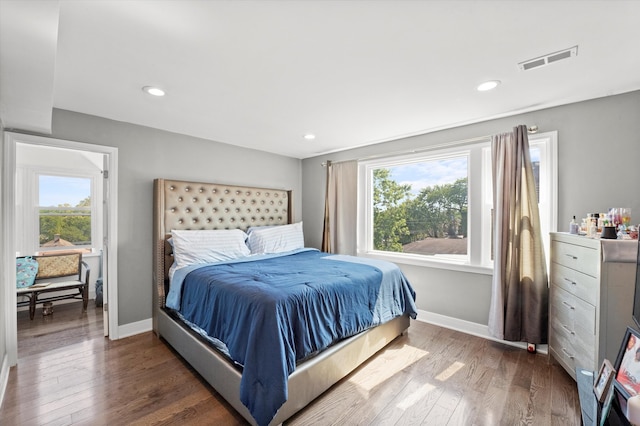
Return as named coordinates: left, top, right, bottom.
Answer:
left=371, top=153, right=469, bottom=262
left=15, top=145, right=104, bottom=257
left=38, top=175, right=93, bottom=250
left=358, top=132, right=557, bottom=273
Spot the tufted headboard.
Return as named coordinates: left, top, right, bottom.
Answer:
left=152, top=179, right=292, bottom=322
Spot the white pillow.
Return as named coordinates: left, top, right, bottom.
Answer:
left=171, top=229, right=250, bottom=268
left=246, top=225, right=277, bottom=235
left=247, top=222, right=304, bottom=254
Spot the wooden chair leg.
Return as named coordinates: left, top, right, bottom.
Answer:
left=29, top=295, right=36, bottom=320
left=82, top=284, right=88, bottom=312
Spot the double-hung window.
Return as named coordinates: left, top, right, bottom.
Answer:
left=14, top=140, right=105, bottom=258
left=358, top=131, right=557, bottom=273
left=38, top=174, right=95, bottom=251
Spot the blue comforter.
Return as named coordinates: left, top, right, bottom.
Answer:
left=170, top=249, right=417, bottom=425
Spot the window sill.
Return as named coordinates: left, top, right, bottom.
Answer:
left=358, top=251, right=493, bottom=275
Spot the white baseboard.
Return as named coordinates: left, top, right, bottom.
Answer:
left=415, top=309, right=548, bottom=355
left=0, top=353, right=9, bottom=410
left=114, top=312, right=550, bottom=355
left=117, top=318, right=152, bottom=339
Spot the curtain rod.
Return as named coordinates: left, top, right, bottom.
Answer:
left=321, top=125, right=539, bottom=167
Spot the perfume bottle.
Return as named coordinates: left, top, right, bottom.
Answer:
left=569, top=216, right=579, bottom=235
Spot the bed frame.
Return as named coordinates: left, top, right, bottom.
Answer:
left=153, top=178, right=410, bottom=425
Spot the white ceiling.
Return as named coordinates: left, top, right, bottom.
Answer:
left=2, top=1, right=640, bottom=159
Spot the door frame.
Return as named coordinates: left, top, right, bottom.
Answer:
left=2, top=132, right=119, bottom=366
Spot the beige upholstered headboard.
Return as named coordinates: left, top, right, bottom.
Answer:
left=152, top=179, right=292, bottom=328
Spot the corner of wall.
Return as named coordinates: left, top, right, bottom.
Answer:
left=0, top=124, right=7, bottom=407
left=416, top=309, right=548, bottom=354
left=0, top=353, right=9, bottom=407
left=117, top=318, right=153, bottom=339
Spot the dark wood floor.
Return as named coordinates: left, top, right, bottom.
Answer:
left=1, top=301, right=581, bottom=425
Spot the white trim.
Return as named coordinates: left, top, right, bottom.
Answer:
left=0, top=353, right=9, bottom=406
left=532, top=131, right=559, bottom=266
left=3, top=132, right=120, bottom=360
left=3, top=136, right=17, bottom=366
left=20, top=170, right=100, bottom=255
left=415, top=309, right=548, bottom=354
left=357, top=131, right=558, bottom=274
left=358, top=139, right=489, bottom=270
left=103, top=145, right=118, bottom=339
left=117, top=318, right=152, bottom=339
left=360, top=250, right=493, bottom=275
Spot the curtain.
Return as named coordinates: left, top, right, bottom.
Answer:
left=488, top=125, right=548, bottom=343
left=321, top=160, right=358, bottom=255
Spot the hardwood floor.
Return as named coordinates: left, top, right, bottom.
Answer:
left=1, top=302, right=581, bottom=425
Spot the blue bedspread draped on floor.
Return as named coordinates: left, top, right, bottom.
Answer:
left=172, top=249, right=417, bottom=426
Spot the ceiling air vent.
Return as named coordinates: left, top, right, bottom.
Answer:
left=518, top=45, right=578, bottom=71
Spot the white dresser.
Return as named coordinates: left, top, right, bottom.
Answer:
left=549, top=232, right=637, bottom=379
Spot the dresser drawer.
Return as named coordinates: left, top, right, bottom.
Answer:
left=550, top=322, right=574, bottom=366
left=550, top=263, right=599, bottom=305
left=550, top=285, right=596, bottom=336
left=573, top=296, right=596, bottom=344
left=573, top=343, right=596, bottom=371
left=550, top=310, right=596, bottom=372
left=550, top=286, right=575, bottom=327
left=551, top=240, right=599, bottom=277
left=549, top=326, right=595, bottom=371
left=550, top=285, right=597, bottom=371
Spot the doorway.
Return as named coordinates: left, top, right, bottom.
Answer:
left=2, top=132, right=119, bottom=366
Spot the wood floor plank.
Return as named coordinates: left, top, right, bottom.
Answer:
left=528, top=351, right=553, bottom=425
left=446, top=388, right=484, bottom=426
left=476, top=386, right=510, bottom=425
left=497, top=378, right=533, bottom=425
left=550, top=361, right=581, bottom=425
left=389, top=377, right=445, bottom=425
left=329, top=353, right=419, bottom=424
left=1, top=302, right=582, bottom=425
left=499, top=350, right=536, bottom=425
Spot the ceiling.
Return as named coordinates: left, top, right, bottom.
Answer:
left=1, top=1, right=639, bottom=159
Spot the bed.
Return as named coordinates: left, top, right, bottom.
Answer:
left=153, top=178, right=417, bottom=425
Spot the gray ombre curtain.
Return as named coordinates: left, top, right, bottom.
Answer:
left=488, top=125, right=549, bottom=343
left=322, top=160, right=358, bottom=255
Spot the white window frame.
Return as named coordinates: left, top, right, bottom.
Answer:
left=357, top=131, right=557, bottom=275
left=19, top=166, right=102, bottom=256
left=36, top=172, right=98, bottom=252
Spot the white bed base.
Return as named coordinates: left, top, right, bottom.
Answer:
left=153, top=179, right=409, bottom=425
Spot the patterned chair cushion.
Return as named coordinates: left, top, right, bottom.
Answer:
left=35, top=253, right=81, bottom=279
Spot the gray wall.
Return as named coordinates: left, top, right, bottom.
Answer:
left=48, top=109, right=302, bottom=326
left=301, top=90, right=640, bottom=324
left=5, top=91, right=639, bottom=328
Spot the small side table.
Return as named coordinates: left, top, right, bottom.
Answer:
left=576, top=368, right=631, bottom=426
left=577, top=369, right=599, bottom=426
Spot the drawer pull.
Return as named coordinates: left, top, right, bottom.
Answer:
left=564, top=254, right=578, bottom=260
left=564, top=278, right=577, bottom=286
left=562, top=301, right=575, bottom=310
left=561, top=348, right=575, bottom=359
left=562, top=324, right=575, bottom=335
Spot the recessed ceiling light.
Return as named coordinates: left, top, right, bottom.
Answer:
left=477, top=80, right=501, bottom=91
left=303, top=134, right=316, bottom=141
left=142, top=86, right=165, bottom=97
